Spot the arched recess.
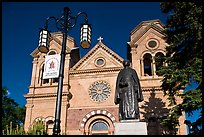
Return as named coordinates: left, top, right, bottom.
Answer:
left=155, top=52, right=165, bottom=76
left=31, top=117, right=46, bottom=130
left=38, top=62, right=49, bottom=85
left=32, top=116, right=54, bottom=135
left=45, top=116, right=55, bottom=135
left=80, top=110, right=116, bottom=135
left=34, top=117, right=46, bottom=122
left=48, top=50, right=57, bottom=55
left=143, top=53, right=153, bottom=76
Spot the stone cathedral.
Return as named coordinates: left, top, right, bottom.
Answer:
left=24, top=19, right=187, bottom=135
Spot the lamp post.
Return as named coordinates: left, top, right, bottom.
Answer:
left=37, top=7, right=91, bottom=135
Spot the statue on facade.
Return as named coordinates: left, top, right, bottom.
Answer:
left=114, top=60, right=143, bottom=121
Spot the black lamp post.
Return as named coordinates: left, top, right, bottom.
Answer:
left=37, top=7, right=91, bottom=135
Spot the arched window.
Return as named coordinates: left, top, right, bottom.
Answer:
left=48, top=51, right=56, bottom=55
left=92, top=121, right=108, bottom=131
left=155, top=52, right=164, bottom=76
left=41, top=64, right=49, bottom=85
left=46, top=120, right=54, bottom=135
left=90, top=120, right=109, bottom=135
left=143, top=53, right=152, bottom=76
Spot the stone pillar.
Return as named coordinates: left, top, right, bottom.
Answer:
left=64, top=53, right=71, bottom=84
left=24, top=103, right=34, bottom=132
left=131, top=47, right=140, bottom=76
left=152, top=55, right=156, bottom=77
left=60, top=96, right=69, bottom=135
left=30, top=58, right=38, bottom=88
left=141, top=58, right=144, bottom=76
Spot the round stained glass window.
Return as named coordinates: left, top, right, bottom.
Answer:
left=148, top=40, right=157, bottom=48
left=88, top=80, right=111, bottom=102
left=97, top=59, right=104, bottom=65
left=95, top=57, right=105, bottom=67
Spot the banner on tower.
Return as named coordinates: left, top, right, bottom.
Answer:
left=43, top=54, right=61, bottom=79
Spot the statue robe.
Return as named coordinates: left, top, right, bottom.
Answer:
left=114, top=67, right=143, bottom=120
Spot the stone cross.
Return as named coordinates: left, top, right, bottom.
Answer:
left=97, top=36, right=103, bottom=42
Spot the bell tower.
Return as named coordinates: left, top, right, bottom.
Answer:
left=24, top=32, right=79, bottom=134
left=128, top=19, right=187, bottom=135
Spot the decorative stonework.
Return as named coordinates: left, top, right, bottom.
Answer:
left=33, top=116, right=54, bottom=125
left=141, top=87, right=163, bottom=92
left=70, top=67, right=122, bottom=75
left=146, top=38, right=159, bottom=50
left=79, top=109, right=116, bottom=129
left=130, top=20, right=166, bottom=45
left=88, top=80, right=111, bottom=103
left=94, top=57, right=106, bottom=67
left=70, top=43, right=123, bottom=71
left=45, top=116, right=55, bottom=122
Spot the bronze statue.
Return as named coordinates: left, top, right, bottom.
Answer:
left=115, top=60, right=143, bottom=120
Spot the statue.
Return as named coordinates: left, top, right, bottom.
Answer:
left=114, top=60, right=143, bottom=121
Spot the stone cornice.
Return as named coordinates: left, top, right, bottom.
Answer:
left=131, top=23, right=166, bottom=45
left=130, top=19, right=165, bottom=35
left=142, top=87, right=163, bottom=92
left=24, top=92, right=70, bottom=99
left=69, top=67, right=122, bottom=75
left=29, top=83, right=70, bottom=89
left=140, top=76, right=163, bottom=81
left=24, top=87, right=163, bottom=98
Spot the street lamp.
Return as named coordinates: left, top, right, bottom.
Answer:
left=37, top=7, right=91, bottom=135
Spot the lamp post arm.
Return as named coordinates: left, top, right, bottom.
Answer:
left=67, top=11, right=89, bottom=29
left=76, top=12, right=88, bottom=24
left=44, top=16, right=67, bottom=32
left=56, top=16, right=66, bottom=31
left=44, top=16, right=58, bottom=30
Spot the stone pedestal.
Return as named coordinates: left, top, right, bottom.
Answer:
left=114, top=120, right=147, bottom=135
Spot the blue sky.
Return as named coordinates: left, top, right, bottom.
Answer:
left=2, top=2, right=201, bottom=133
left=3, top=2, right=167, bottom=106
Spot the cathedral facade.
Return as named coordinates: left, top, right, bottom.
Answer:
left=24, top=19, right=187, bottom=135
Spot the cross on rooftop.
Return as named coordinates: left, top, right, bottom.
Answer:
left=97, top=36, right=103, bottom=42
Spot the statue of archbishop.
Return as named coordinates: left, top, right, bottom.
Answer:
left=114, top=59, right=143, bottom=121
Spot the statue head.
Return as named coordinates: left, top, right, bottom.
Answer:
left=123, top=60, right=130, bottom=67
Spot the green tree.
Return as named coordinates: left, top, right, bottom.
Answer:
left=157, top=2, right=202, bottom=134
left=2, top=87, right=26, bottom=132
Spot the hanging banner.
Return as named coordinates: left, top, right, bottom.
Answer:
left=43, top=54, right=61, bottom=79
